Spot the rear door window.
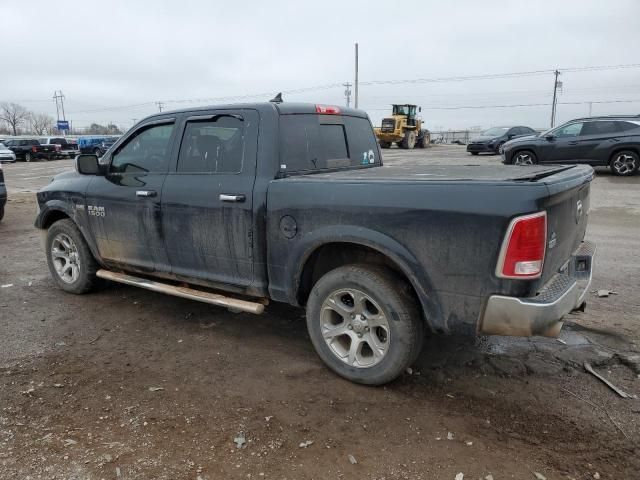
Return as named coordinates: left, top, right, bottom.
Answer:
left=617, top=121, right=640, bottom=132
left=177, top=115, right=245, bottom=174
left=280, top=115, right=379, bottom=174
left=580, top=121, right=618, bottom=135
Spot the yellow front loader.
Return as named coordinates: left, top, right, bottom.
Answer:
left=374, top=104, right=430, bottom=149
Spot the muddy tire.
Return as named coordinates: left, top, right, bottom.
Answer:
left=609, top=150, right=639, bottom=176
left=306, top=264, right=424, bottom=385
left=46, top=219, right=101, bottom=294
left=379, top=141, right=391, bottom=149
left=400, top=131, right=417, bottom=149
left=25, top=152, right=32, bottom=162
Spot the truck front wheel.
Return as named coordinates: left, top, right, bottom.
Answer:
left=306, top=264, right=424, bottom=385
left=46, top=219, right=101, bottom=294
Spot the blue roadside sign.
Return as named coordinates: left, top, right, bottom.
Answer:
left=57, top=120, right=70, bottom=131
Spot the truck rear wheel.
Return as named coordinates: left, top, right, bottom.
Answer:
left=25, top=152, right=32, bottom=162
left=46, top=219, right=101, bottom=294
left=306, top=264, right=424, bottom=385
left=400, top=131, right=417, bottom=149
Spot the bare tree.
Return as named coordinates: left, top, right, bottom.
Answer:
left=0, top=102, right=30, bottom=136
left=30, top=113, right=55, bottom=135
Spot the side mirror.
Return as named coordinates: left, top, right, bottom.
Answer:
left=545, top=134, right=555, bottom=141
left=76, top=154, right=101, bottom=175
left=508, top=134, right=515, bottom=139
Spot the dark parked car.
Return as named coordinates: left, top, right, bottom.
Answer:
left=467, top=126, right=537, bottom=155
left=4, top=138, right=58, bottom=161
left=501, top=115, right=640, bottom=176
left=36, top=102, right=595, bottom=385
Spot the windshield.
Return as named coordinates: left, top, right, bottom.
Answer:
left=482, top=127, right=510, bottom=136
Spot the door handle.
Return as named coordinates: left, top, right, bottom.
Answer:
left=136, top=190, right=157, bottom=197
left=219, top=194, right=246, bottom=203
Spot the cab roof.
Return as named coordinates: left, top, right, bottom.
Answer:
left=141, top=102, right=369, bottom=124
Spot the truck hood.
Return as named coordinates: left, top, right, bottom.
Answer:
left=290, top=164, right=585, bottom=184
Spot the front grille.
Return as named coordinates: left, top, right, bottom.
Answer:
left=381, top=119, right=396, bottom=132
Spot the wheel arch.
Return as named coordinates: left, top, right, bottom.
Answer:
left=36, top=202, right=102, bottom=262
left=290, top=229, right=444, bottom=333
left=608, top=146, right=640, bottom=165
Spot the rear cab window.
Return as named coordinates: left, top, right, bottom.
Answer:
left=279, top=114, right=380, bottom=175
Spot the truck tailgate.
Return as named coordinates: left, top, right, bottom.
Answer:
left=537, top=165, right=593, bottom=285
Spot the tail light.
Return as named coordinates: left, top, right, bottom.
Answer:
left=55, top=145, right=61, bottom=151
left=315, top=105, right=341, bottom=115
left=32, top=146, right=37, bottom=152
left=496, top=211, right=547, bottom=279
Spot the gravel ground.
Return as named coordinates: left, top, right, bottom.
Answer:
left=0, top=146, right=639, bottom=479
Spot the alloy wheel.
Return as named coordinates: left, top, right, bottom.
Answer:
left=612, top=153, right=637, bottom=175
left=50, top=233, right=81, bottom=284
left=320, top=288, right=390, bottom=368
left=513, top=153, right=533, bottom=165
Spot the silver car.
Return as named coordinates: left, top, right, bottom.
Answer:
left=0, top=143, right=17, bottom=163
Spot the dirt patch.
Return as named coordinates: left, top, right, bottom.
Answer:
left=1, top=160, right=640, bottom=479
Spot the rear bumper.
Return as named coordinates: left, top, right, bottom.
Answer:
left=479, top=241, right=595, bottom=337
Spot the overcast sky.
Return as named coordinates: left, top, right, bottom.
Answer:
left=2, top=0, right=640, bottom=131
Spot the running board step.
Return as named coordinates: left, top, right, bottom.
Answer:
left=96, top=269, right=265, bottom=314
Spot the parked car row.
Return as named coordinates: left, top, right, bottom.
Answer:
left=466, top=115, right=640, bottom=176
left=501, top=115, right=640, bottom=176
left=1, top=138, right=59, bottom=162
left=0, top=135, right=120, bottom=163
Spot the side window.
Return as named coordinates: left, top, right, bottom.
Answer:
left=554, top=123, right=583, bottom=138
left=509, top=128, right=521, bottom=136
left=616, top=121, right=640, bottom=132
left=177, top=116, right=244, bottom=174
left=110, top=123, right=174, bottom=174
left=581, top=121, right=618, bottom=135
left=343, top=116, right=380, bottom=165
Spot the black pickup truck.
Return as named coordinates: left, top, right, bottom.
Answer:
left=35, top=102, right=595, bottom=385
left=4, top=138, right=58, bottom=161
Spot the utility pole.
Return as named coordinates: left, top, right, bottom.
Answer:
left=550, top=69, right=561, bottom=128
left=588, top=102, right=593, bottom=116
left=354, top=43, right=359, bottom=109
left=156, top=101, right=164, bottom=112
left=52, top=90, right=67, bottom=122
left=343, top=83, right=352, bottom=107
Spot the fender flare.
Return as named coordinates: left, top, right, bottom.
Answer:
left=36, top=201, right=102, bottom=262
left=286, top=225, right=445, bottom=332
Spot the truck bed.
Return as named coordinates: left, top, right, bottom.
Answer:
left=268, top=163, right=593, bottom=334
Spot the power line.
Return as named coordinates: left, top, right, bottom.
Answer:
left=366, top=99, right=640, bottom=111
left=50, top=62, right=640, bottom=116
